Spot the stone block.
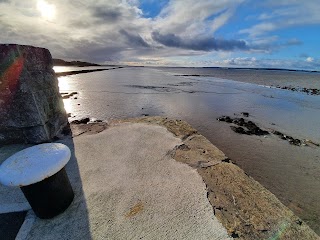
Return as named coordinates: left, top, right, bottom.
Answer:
left=0, top=44, right=69, bottom=144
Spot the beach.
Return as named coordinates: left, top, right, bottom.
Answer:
left=57, top=66, right=320, bottom=234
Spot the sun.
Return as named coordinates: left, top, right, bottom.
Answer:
left=37, top=0, right=56, bottom=21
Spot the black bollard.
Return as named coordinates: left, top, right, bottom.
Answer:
left=21, top=167, right=74, bottom=219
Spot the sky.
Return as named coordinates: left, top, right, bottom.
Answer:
left=1, top=0, right=319, bottom=70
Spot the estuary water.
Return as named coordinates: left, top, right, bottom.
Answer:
left=57, top=66, right=320, bottom=234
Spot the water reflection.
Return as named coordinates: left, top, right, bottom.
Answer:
left=55, top=67, right=320, bottom=234
left=63, top=99, right=72, bottom=114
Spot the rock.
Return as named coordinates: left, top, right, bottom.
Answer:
left=0, top=44, right=69, bottom=144
left=71, top=118, right=90, bottom=124
left=230, top=126, right=248, bottom=134
left=217, top=116, right=232, bottom=123
left=225, top=116, right=232, bottom=123
left=232, top=118, right=245, bottom=126
left=241, top=112, right=249, bottom=117
left=92, top=119, right=103, bottom=123
left=218, top=115, right=269, bottom=136
left=276, top=85, right=320, bottom=95
left=61, top=92, right=78, bottom=99
left=272, top=130, right=303, bottom=146
left=272, top=130, right=283, bottom=136
left=245, top=121, right=269, bottom=136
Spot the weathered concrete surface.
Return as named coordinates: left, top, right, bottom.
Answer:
left=115, top=117, right=319, bottom=239
left=1, top=121, right=230, bottom=239
left=0, top=117, right=318, bottom=239
left=0, top=44, right=69, bottom=144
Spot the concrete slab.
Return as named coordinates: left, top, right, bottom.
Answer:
left=22, top=123, right=231, bottom=239
left=1, top=117, right=317, bottom=239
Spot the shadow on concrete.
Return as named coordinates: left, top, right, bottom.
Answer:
left=0, top=137, right=92, bottom=239
left=24, top=136, right=92, bottom=239
left=0, top=211, right=27, bottom=240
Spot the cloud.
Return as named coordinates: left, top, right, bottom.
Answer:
left=306, top=57, right=314, bottom=63
left=119, top=29, right=150, bottom=48
left=154, top=0, right=244, bottom=36
left=209, top=57, right=320, bottom=71
left=0, top=0, right=316, bottom=70
left=0, top=0, right=151, bottom=62
left=240, top=0, right=320, bottom=37
left=152, top=32, right=248, bottom=51
left=91, top=6, right=122, bottom=23
left=0, top=0, right=251, bottom=63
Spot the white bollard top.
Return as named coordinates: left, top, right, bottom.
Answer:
left=0, top=143, right=71, bottom=187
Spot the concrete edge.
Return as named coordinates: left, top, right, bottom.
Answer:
left=106, top=117, right=319, bottom=240
left=15, top=210, right=36, bottom=240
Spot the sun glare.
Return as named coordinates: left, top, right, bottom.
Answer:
left=37, top=0, right=56, bottom=21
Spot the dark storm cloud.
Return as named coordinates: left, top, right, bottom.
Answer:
left=91, top=6, right=122, bottom=22
left=152, top=32, right=248, bottom=51
left=119, top=30, right=150, bottom=48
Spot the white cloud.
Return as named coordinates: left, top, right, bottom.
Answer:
left=306, top=57, right=314, bottom=62
left=0, top=0, right=152, bottom=61
left=0, top=0, right=316, bottom=70
left=0, top=0, right=250, bottom=63
left=208, top=57, right=320, bottom=71
left=154, top=0, right=244, bottom=37
left=240, top=0, right=320, bottom=37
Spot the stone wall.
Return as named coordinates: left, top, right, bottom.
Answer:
left=0, top=44, right=69, bottom=144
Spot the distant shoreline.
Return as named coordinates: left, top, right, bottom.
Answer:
left=55, top=67, right=123, bottom=77
left=156, top=66, right=320, bottom=74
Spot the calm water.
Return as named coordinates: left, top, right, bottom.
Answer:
left=57, top=66, right=320, bottom=233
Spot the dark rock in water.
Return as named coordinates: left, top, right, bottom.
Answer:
left=232, top=118, right=245, bottom=126
left=217, top=115, right=269, bottom=136
left=0, top=44, right=69, bottom=144
left=92, top=119, right=103, bottom=123
left=71, top=118, right=90, bottom=124
left=276, top=85, right=320, bottom=95
left=271, top=130, right=302, bottom=146
left=245, top=121, right=269, bottom=136
left=241, top=112, right=249, bottom=117
left=61, top=92, right=78, bottom=99
left=230, top=126, right=248, bottom=134
left=225, top=116, right=232, bottom=123
left=272, top=130, right=283, bottom=136
left=219, top=115, right=307, bottom=147
left=217, top=116, right=226, bottom=122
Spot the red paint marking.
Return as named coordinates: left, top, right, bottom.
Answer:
left=1, top=56, right=25, bottom=90
left=0, top=55, right=25, bottom=106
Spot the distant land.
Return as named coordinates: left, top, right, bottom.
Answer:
left=201, top=67, right=320, bottom=73
left=53, top=58, right=319, bottom=73
left=53, top=58, right=101, bottom=67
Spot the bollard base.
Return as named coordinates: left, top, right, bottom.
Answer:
left=21, top=167, right=74, bottom=219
